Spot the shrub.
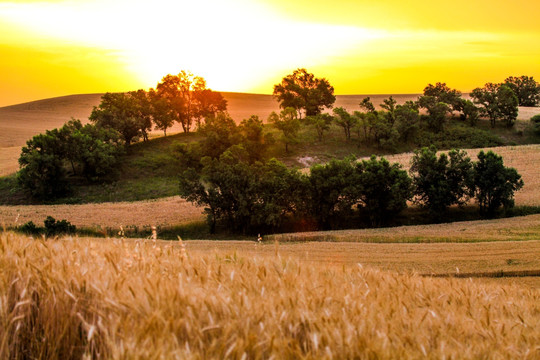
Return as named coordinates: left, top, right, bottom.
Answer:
left=531, top=114, right=540, bottom=136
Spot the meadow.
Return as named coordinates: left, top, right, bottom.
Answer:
left=1, top=231, right=539, bottom=359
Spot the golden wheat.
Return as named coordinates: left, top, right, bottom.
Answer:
left=1, top=231, right=538, bottom=359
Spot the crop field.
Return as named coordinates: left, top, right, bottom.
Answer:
left=1, top=231, right=539, bottom=359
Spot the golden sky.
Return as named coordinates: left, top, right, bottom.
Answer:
left=1, top=0, right=539, bottom=106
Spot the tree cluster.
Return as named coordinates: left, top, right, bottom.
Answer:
left=90, top=71, right=227, bottom=146
left=18, top=119, right=124, bottom=198
left=179, top=121, right=523, bottom=233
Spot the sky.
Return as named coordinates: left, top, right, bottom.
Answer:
left=0, top=0, right=539, bottom=106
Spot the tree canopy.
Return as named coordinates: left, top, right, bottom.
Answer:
left=273, top=68, right=335, bottom=118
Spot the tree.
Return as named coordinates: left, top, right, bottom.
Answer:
left=305, top=158, right=357, bottom=230
left=423, top=82, right=462, bottom=111
left=456, top=99, right=480, bottom=126
left=89, top=92, right=142, bottom=147
left=179, top=153, right=303, bottom=234
left=199, top=112, right=239, bottom=159
left=395, top=101, right=420, bottom=142
left=531, top=114, right=540, bottom=136
left=155, top=71, right=227, bottom=133
left=148, top=88, right=175, bottom=136
left=497, top=85, right=519, bottom=128
left=268, top=107, right=301, bottom=153
left=380, top=96, right=397, bottom=126
left=354, top=156, right=412, bottom=226
left=410, top=146, right=474, bottom=216
left=417, top=95, right=450, bottom=132
left=504, top=75, right=540, bottom=106
left=333, top=107, right=357, bottom=141
left=18, top=132, right=69, bottom=199
left=473, top=151, right=523, bottom=217
left=129, top=90, right=153, bottom=141
left=359, top=97, right=376, bottom=113
left=238, top=115, right=273, bottom=163
left=305, top=113, right=333, bottom=142
left=273, top=68, right=336, bottom=118
left=471, top=82, right=518, bottom=128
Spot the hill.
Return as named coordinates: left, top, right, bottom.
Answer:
left=2, top=92, right=540, bottom=177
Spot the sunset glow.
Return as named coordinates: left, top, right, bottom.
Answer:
left=1, top=0, right=539, bottom=106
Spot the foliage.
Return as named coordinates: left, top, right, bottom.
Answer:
left=354, top=156, right=412, bottom=226
left=456, top=99, right=480, bottom=126
left=89, top=92, right=145, bottom=147
left=497, top=85, right=519, bottom=128
left=17, top=131, right=69, bottom=199
left=305, top=113, right=333, bottom=142
left=417, top=96, right=450, bottom=132
left=268, top=107, right=301, bottom=153
left=531, top=114, right=540, bottom=136
left=18, top=217, right=76, bottom=237
left=395, top=101, right=420, bottom=142
left=305, top=158, right=357, bottom=229
left=359, top=96, right=376, bottom=113
left=416, top=124, right=504, bottom=149
left=238, top=115, right=273, bottom=163
left=273, top=68, right=335, bottom=118
left=471, top=83, right=518, bottom=128
left=154, top=71, right=227, bottom=133
left=410, top=147, right=474, bottom=216
left=423, top=82, right=462, bottom=111
left=473, top=150, right=524, bottom=217
left=198, top=112, right=240, bottom=159
left=179, top=152, right=303, bottom=234
left=17, top=119, right=124, bottom=199
left=333, top=107, right=357, bottom=141
left=504, top=75, right=540, bottom=106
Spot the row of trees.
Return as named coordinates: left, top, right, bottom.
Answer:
left=270, top=71, right=539, bottom=152
left=89, top=71, right=227, bottom=147
left=179, top=144, right=523, bottom=234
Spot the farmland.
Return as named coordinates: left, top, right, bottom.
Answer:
left=1, top=231, right=539, bottom=359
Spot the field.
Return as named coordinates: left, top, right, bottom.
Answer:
left=1, top=231, right=539, bottom=359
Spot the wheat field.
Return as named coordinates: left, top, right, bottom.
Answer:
left=1, top=231, right=539, bottom=359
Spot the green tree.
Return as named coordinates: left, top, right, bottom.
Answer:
left=471, top=83, right=518, bottom=128
left=504, top=75, right=540, bottom=106
left=359, top=97, right=376, bottom=113
left=179, top=153, right=302, bottom=234
left=417, top=95, right=450, bottom=131
left=531, top=114, right=540, bottom=136
left=268, top=107, right=301, bottom=153
left=333, top=107, right=357, bottom=141
left=17, top=132, right=69, bottom=199
left=199, top=112, right=239, bottom=159
left=395, top=101, right=420, bottom=142
left=305, top=113, right=333, bottom=142
left=380, top=96, right=397, bottom=126
left=129, top=90, right=153, bottom=141
left=473, top=150, right=524, bottom=217
left=497, top=85, right=519, bottom=128
left=89, top=92, right=142, bottom=147
left=238, top=115, right=273, bottom=163
left=423, top=82, right=462, bottom=111
left=273, top=68, right=336, bottom=118
left=410, top=147, right=474, bottom=216
left=354, top=156, right=412, bottom=226
left=456, top=99, right=480, bottom=126
left=148, top=88, right=175, bottom=136
left=305, top=158, right=357, bottom=230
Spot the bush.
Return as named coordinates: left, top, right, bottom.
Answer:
left=531, top=114, right=540, bottom=136
left=19, top=221, right=40, bottom=235
left=44, top=216, right=76, bottom=237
